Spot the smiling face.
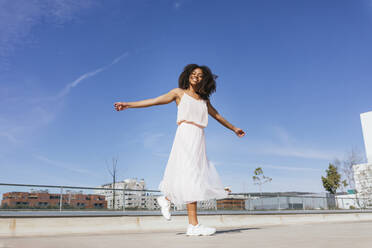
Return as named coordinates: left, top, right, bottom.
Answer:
left=188, top=68, right=203, bottom=86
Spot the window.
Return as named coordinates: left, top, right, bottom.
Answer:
left=94, top=203, right=103, bottom=208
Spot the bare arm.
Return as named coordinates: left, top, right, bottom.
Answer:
left=207, top=100, right=245, bottom=137
left=114, top=88, right=179, bottom=111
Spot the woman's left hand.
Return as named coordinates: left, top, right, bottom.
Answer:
left=233, top=127, right=245, bottom=137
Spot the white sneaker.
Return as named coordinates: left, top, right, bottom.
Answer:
left=156, top=196, right=171, bottom=221
left=186, top=224, right=216, bottom=236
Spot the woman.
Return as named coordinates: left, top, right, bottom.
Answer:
left=114, top=64, right=245, bottom=236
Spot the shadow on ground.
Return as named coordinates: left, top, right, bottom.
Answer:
left=216, top=227, right=260, bottom=234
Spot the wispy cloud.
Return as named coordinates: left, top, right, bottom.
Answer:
left=33, top=154, right=98, bottom=176
left=137, top=132, right=173, bottom=158
left=173, top=0, right=189, bottom=10
left=142, top=132, right=166, bottom=149
left=252, top=126, right=341, bottom=160
left=174, top=1, right=182, bottom=9
left=0, top=0, right=125, bottom=147
left=0, top=97, right=56, bottom=146
left=55, top=52, right=129, bottom=99
left=0, top=0, right=97, bottom=59
left=0, top=50, right=128, bottom=149
left=152, top=152, right=170, bottom=158
left=210, top=160, right=223, bottom=166
left=264, top=164, right=321, bottom=172
left=261, top=146, right=339, bottom=160
left=0, top=131, right=18, bottom=144
left=213, top=160, right=320, bottom=172
left=271, top=126, right=294, bottom=144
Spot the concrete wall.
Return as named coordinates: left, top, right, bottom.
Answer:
left=2, top=213, right=372, bottom=237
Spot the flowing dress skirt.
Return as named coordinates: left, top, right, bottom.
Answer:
left=158, top=122, right=228, bottom=206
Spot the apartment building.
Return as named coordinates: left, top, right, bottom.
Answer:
left=1, top=189, right=107, bottom=209
left=95, top=178, right=159, bottom=210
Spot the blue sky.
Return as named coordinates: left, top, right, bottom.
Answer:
left=1, top=0, right=372, bottom=194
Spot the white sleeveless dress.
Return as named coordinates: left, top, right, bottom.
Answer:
left=158, top=92, right=228, bottom=206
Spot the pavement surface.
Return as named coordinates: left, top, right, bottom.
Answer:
left=1, top=221, right=371, bottom=248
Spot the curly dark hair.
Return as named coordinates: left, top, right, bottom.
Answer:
left=178, top=64, right=218, bottom=100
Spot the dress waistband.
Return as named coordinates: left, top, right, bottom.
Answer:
left=177, top=120, right=205, bottom=129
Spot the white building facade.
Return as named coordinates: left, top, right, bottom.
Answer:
left=353, top=111, right=372, bottom=207
left=95, top=178, right=159, bottom=210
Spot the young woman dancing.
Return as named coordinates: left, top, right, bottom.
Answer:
left=114, top=64, right=245, bottom=236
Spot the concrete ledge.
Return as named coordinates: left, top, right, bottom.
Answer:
left=1, top=212, right=372, bottom=237
left=2, top=209, right=372, bottom=217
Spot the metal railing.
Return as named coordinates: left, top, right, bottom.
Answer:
left=0, top=183, right=371, bottom=213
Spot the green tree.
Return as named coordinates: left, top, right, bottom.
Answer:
left=321, top=163, right=345, bottom=194
left=252, top=167, right=272, bottom=193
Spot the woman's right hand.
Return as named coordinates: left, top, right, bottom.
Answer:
left=114, top=102, right=129, bottom=111
left=233, top=127, right=246, bottom=137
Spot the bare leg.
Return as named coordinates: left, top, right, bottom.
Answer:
left=187, top=201, right=198, bottom=226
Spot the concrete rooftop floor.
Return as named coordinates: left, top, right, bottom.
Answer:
left=1, top=220, right=372, bottom=248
